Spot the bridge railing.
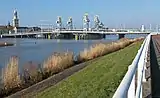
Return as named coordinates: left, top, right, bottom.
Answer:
left=112, top=33, right=152, bottom=98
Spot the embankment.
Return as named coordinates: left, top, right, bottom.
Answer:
left=1, top=38, right=143, bottom=98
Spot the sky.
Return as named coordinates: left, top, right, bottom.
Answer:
left=0, top=0, right=160, bottom=28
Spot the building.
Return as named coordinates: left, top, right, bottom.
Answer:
left=26, top=27, right=41, bottom=32
left=0, top=26, right=13, bottom=34
left=12, top=10, right=19, bottom=27
left=13, top=27, right=29, bottom=33
left=13, top=27, right=41, bottom=33
left=11, top=10, right=41, bottom=33
left=0, top=10, right=41, bottom=34
left=0, top=22, right=14, bottom=34
left=12, top=9, right=28, bottom=33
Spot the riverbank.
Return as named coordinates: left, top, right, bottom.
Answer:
left=1, top=38, right=143, bottom=97
left=35, top=41, right=142, bottom=98
left=0, top=42, right=14, bottom=47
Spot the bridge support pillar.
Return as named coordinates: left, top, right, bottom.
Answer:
left=102, top=34, right=105, bottom=39
left=118, top=34, right=125, bottom=39
left=48, top=34, right=51, bottom=39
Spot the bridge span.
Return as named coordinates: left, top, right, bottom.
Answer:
left=1, top=30, right=151, bottom=39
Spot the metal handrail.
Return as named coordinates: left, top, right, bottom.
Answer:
left=136, top=34, right=151, bottom=98
left=113, top=34, right=151, bottom=98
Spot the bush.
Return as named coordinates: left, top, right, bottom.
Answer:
left=77, top=38, right=141, bottom=62
left=22, top=62, right=43, bottom=86
left=2, top=56, right=21, bottom=93
left=43, top=52, right=74, bottom=76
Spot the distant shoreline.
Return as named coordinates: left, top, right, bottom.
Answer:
left=0, top=42, right=14, bottom=47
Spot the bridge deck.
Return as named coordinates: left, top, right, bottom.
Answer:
left=150, top=35, right=160, bottom=97
left=1, top=31, right=150, bottom=37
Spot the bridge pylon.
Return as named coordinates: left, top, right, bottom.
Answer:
left=56, top=16, right=62, bottom=30
left=67, top=17, right=73, bottom=30
left=83, top=13, right=90, bottom=31
left=94, top=15, right=104, bottom=31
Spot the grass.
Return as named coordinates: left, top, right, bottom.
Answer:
left=36, top=41, right=142, bottom=98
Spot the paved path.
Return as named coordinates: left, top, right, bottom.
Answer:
left=150, top=35, right=160, bottom=97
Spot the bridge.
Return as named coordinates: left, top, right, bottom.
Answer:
left=1, top=30, right=151, bottom=39
left=113, top=32, right=160, bottom=98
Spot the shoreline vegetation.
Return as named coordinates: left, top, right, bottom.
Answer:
left=0, top=38, right=143, bottom=97
left=0, top=42, right=14, bottom=47
left=37, top=40, right=143, bottom=98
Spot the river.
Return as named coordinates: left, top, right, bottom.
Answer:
left=0, top=34, right=147, bottom=69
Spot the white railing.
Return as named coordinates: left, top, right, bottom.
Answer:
left=113, top=33, right=152, bottom=98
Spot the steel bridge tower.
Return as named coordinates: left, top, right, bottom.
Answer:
left=141, top=24, right=145, bottom=32
left=94, top=15, right=104, bottom=31
left=56, top=16, right=62, bottom=30
left=67, top=17, right=73, bottom=30
left=94, top=15, right=100, bottom=30
left=83, top=13, right=90, bottom=31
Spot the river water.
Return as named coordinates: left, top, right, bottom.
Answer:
left=0, top=34, right=147, bottom=69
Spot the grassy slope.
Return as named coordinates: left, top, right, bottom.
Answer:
left=36, top=41, right=142, bottom=98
